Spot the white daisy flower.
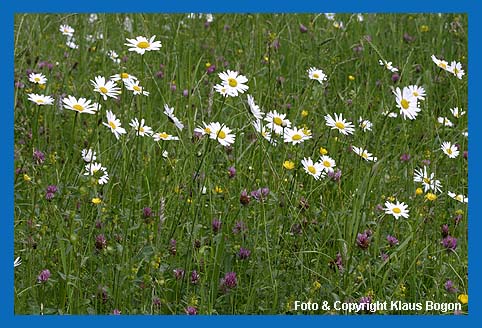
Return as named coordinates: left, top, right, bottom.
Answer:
left=28, top=72, right=47, bottom=85
left=448, top=191, right=468, bottom=203
left=441, top=141, right=459, bottom=159
left=247, top=94, right=265, bottom=120
left=153, top=132, right=180, bottom=141
left=27, top=93, right=54, bottom=106
left=449, top=107, right=466, bottom=118
left=448, top=61, right=465, bottom=79
left=301, top=157, right=325, bottom=180
left=413, top=166, right=443, bottom=193
left=81, top=148, right=97, bottom=163
left=214, top=84, right=233, bottom=97
left=264, top=110, right=291, bottom=135
left=110, top=72, right=138, bottom=85
left=384, top=201, right=409, bottom=219
left=324, top=113, right=355, bottom=135
left=407, top=85, right=426, bottom=101
left=437, top=117, right=453, bottom=127
left=431, top=55, right=449, bottom=71
left=283, top=126, right=311, bottom=145
left=62, top=95, right=100, bottom=114
left=252, top=120, right=277, bottom=145
left=66, top=40, right=79, bottom=49
left=351, top=146, right=377, bottom=162
left=307, top=67, right=327, bottom=84
left=129, top=118, right=153, bottom=136
left=325, top=13, right=335, bottom=20
left=358, top=117, right=373, bottom=132
left=59, top=24, right=74, bottom=37
left=84, top=162, right=109, bottom=185
left=218, top=70, right=249, bottom=97
left=107, top=50, right=121, bottom=64
left=125, top=79, right=149, bottom=96
left=163, top=104, right=184, bottom=130
left=379, top=59, right=398, bottom=72
left=194, top=121, right=214, bottom=136
left=125, top=35, right=162, bottom=55
left=319, top=155, right=336, bottom=173
left=91, top=76, right=121, bottom=100
left=103, top=110, right=126, bottom=139
left=393, top=87, right=420, bottom=120
left=209, top=122, right=235, bottom=147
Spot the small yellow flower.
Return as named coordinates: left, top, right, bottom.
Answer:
left=92, top=197, right=102, bottom=205
left=415, top=188, right=423, bottom=195
left=312, top=281, right=321, bottom=290
left=420, top=25, right=429, bottom=32
left=283, top=160, right=295, bottom=170
left=319, top=147, right=328, bottom=155
left=237, top=49, right=243, bottom=54
left=387, top=196, right=395, bottom=202
left=455, top=209, right=464, bottom=215
left=348, top=75, right=355, bottom=81
left=187, top=198, right=192, bottom=204
left=213, top=186, right=223, bottom=194
left=205, top=62, right=211, bottom=68
left=23, top=174, right=31, bottom=182
left=39, top=84, right=46, bottom=90
left=301, top=110, right=308, bottom=117
left=425, top=193, right=437, bottom=201
left=264, top=56, right=269, bottom=62
left=174, top=186, right=181, bottom=193
left=458, top=294, right=468, bottom=304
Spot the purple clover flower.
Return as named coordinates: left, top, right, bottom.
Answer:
left=441, top=235, right=457, bottom=251
left=37, top=269, right=51, bottom=283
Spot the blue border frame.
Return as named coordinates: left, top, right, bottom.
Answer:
left=2, top=0, right=480, bottom=326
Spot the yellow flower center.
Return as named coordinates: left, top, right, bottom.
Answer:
left=323, top=160, right=331, bottom=167
left=362, top=152, right=368, bottom=159
left=307, top=165, right=317, bottom=175
left=446, top=148, right=453, bottom=155
left=36, top=99, right=44, bottom=104
left=73, top=104, right=84, bottom=111
left=454, top=68, right=459, bottom=74
left=413, top=91, right=419, bottom=97
left=228, top=78, right=238, bottom=87
left=455, top=195, right=463, bottom=201
left=137, top=41, right=150, bottom=49
left=139, top=127, right=145, bottom=133
left=335, top=122, right=345, bottom=130
left=292, top=134, right=302, bottom=141
left=204, top=127, right=211, bottom=134
left=217, top=130, right=226, bottom=139
left=401, top=99, right=410, bottom=109
left=423, top=178, right=431, bottom=184
left=133, top=85, right=141, bottom=92
left=109, top=121, right=117, bottom=129
left=392, top=207, right=401, bottom=214
left=99, top=87, right=108, bottom=94
left=34, top=77, right=40, bottom=82
left=439, top=62, right=447, bottom=69
left=273, top=117, right=283, bottom=126
left=121, top=73, right=129, bottom=79
left=159, top=132, right=169, bottom=139
left=313, top=73, right=319, bottom=79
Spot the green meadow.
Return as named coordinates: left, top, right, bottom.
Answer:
left=14, top=13, right=468, bottom=314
